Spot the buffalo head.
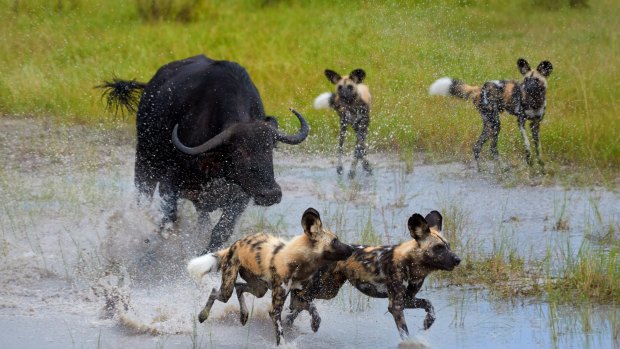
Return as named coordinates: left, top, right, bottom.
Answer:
left=172, top=108, right=309, bottom=206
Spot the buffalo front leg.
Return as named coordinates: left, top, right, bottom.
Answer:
left=158, top=181, right=179, bottom=238
left=207, top=197, right=249, bottom=252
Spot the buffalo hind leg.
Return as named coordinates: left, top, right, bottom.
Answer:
left=158, top=181, right=179, bottom=238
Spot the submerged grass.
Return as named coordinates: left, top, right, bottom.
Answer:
left=434, top=199, right=620, bottom=303
left=1, top=0, right=619, bottom=182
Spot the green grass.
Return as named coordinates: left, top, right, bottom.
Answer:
left=1, top=0, right=619, bottom=178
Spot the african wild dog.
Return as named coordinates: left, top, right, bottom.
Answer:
left=187, top=208, right=353, bottom=345
left=286, top=211, right=460, bottom=340
left=429, top=58, right=553, bottom=170
left=314, top=69, right=372, bottom=178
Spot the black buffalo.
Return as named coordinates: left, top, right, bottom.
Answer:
left=100, top=54, right=309, bottom=251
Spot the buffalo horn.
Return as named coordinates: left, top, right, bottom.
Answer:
left=274, top=108, right=310, bottom=145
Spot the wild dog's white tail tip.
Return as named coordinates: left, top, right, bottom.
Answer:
left=429, top=77, right=453, bottom=96
left=313, top=92, right=332, bottom=109
left=187, top=253, right=219, bottom=282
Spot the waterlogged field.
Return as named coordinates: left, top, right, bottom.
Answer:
left=0, top=118, right=618, bottom=349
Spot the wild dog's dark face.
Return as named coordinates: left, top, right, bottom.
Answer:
left=301, top=208, right=353, bottom=262
left=325, top=69, right=366, bottom=103
left=517, top=58, right=553, bottom=107
left=409, top=211, right=461, bottom=271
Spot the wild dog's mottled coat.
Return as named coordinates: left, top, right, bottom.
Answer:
left=286, top=211, right=461, bottom=339
left=187, top=208, right=353, bottom=345
left=429, top=58, right=553, bottom=169
left=314, top=69, right=372, bottom=178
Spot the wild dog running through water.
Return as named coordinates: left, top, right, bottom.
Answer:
left=314, top=69, right=372, bottom=178
left=286, top=211, right=460, bottom=340
left=187, top=208, right=353, bottom=345
left=429, top=58, right=553, bottom=171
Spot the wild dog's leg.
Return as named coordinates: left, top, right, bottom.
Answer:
left=403, top=281, right=435, bottom=330
left=198, top=254, right=240, bottom=323
left=518, top=116, right=532, bottom=165
left=235, top=280, right=269, bottom=326
left=287, top=291, right=322, bottom=332
left=388, top=284, right=409, bottom=340
left=286, top=265, right=346, bottom=331
left=473, top=120, right=493, bottom=171
left=207, top=196, right=249, bottom=252
left=488, top=115, right=501, bottom=162
left=337, top=120, right=347, bottom=175
left=350, top=117, right=372, bottom=178
left=269, top=284, right=287, bottom=345
left=530, top=118, right=544, bottom=168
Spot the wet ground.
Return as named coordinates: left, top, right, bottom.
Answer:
left=0, top=117, right=618, bottom=348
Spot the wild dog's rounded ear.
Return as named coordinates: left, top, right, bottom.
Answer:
left=517, top=58, right=531, bottom=75
left=325, top=70, right=342, bottom=84
left=424, top=211, right=443, bottom=231
left=302, top=208, right=322, bottom=238
left=536, top=61, right=553, bottom=77
left=349, top=69, right=366, bottom=84
left=408, top=213, right=430, bottom=240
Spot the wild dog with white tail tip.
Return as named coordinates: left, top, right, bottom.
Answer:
left=429, top=58, right=553, bottom=170
left=314, top=69, right=372, bottom=178
left=286, top=211, right=460, bottom=340
left=187, top=208, right=353, bottom=346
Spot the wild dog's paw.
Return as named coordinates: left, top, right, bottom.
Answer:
left=423, top=312, right=435, bottom=330
left=310, top=314, right=321, bottom=332
left=336, top=165, right=344, bottom=175
left=198, top=307, right=211, bottom=323
left=240, top=309, right=249, bottom=326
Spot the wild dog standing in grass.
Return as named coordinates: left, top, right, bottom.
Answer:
left=429, top=58, right=553, bottom=171
left=187, top=208, right=353, bottom=345
left=286, top=211, right=460, bottom=340
left=314, top=69, right=372, bottom=178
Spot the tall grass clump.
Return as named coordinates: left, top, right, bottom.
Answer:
left=547, top=241, right=620, bottom=303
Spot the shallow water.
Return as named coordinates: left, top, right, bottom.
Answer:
left=0, top=118, right=618, bottom=348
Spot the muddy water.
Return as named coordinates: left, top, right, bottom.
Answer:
left=0, top=118, right=618, bottom=349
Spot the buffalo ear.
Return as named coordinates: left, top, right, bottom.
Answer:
left=536, top=61, right=553, bottom=77
left=264, top=116, right=279, bottom=129
left=349, top=69, right=366, bottom=84
left=517, top=58, right=531, bottom=75
left=302, top=208, right=322, bottom=239
left=424, top=211, right=443, bottom=231
left=408, top=213, right=430, bottom=241
left=325, top=69, right=342, bottom=84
